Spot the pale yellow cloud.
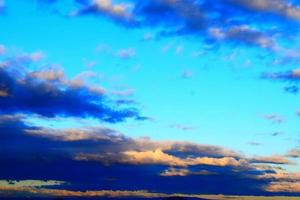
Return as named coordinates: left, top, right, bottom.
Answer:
left=160, top=168, right=216, bottom=177
left=93, top=0, right=133, bottom=21
left=266, top=182, right=300, bottom=193
left=0, top=90, right=8, bottom=97
left=121, top=149, right=246, bottom=167
left=249, top=155, right=292, bottom=165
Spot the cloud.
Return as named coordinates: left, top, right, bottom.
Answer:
left=0, top=44, right=5, bottom=55
left=33, top=0, right=300, bottom=52
left=262, top=69, right=300, bottom=93
left=181, top=69, right=193, bottom=79
left=25, top=127, right=119, bottom=142
left=78, top=148, right=247, bottom=167
left=263, top=114, right=284, bottom=124
left=143, top=32, right=154, bottom=41
left=247, top=142, right=261, bottom=146
left=263, top=69, right=300, bottom=82
left=29, top=51, right=44, bottom=62
left=58, top=0, right=286, bottom=50
left=0, top=60, right=145, bottom=123
left=0, top=179, right=65, bottom=188
left=286, top=148, right=300, bottom=158
left=111, top=88, right=135, bottom=97
left=248, top=155, right=292, bottom=165
left=73, top=0, right=135, bottom=25
left=209, top=25, right=276, bottom=49
left=265, top=182, right=300, bottom=193
left=169, top=123, right=196, bottom=131
left=285, top=85, right=300, bottom=94
left=116, top=48, right=136, bottom=59
left=229, top=0, right=300, bottom=21
left=1, top=116, right=300, bottom=195
left=160, top=168, right=216, bottom=177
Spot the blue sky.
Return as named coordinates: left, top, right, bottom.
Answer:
left=1, top=0, right=300, bottom=198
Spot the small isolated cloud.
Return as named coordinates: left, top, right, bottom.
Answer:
left=247, top=141, right=261, bottom=146
left=263, top=114, right=284, bottom=124
left=286, top=148, right=300, bottom=158
left=30, top=51, right=44, bottom=62
left=181, top=69, right=193, bottom=79
left=116, top=48, right=136, bottom=59
left=111, top=88, right=134, bottom=97
left=169, top=124, right=196, bottom=131
left=271, top=132, right=284, bottom=137
left=143, top=32, right=154, bottom=41
left=160, top=168, right=216, bottom=177
left=0, top=44, right=5, bottom=55
left=175, top=45, right=183, bottom=54
left=285, top=85, right=300, bottom=94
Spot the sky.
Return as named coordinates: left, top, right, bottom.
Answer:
left=1, top=0, right=300, bottom=198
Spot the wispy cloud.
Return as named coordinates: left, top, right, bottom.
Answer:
left=116, top=48, right=136, bottom=59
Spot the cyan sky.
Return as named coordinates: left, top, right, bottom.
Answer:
left=1, top=0, right=300, bottom=197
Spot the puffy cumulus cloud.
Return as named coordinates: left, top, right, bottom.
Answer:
left=0, top=59, right=145, bottom=123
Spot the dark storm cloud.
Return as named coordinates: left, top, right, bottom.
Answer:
left=0, top=62, right=145, bottom=123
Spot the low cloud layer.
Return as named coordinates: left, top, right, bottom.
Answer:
left=0, top=115, right=299, bottom=196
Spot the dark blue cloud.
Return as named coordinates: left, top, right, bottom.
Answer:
left=0, top=66, right=145, bottom=123
left=0, top=116, right=298, bottom=196
left=262, top=70, right=300, bottom=82
left=285, top=85, right=300, bottom=94
left=64, top=0, right=300, bottom=50
left=262, top=69, right=300, bottom=94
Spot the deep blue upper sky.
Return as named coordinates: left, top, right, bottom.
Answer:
left=0, top=0, right=300, bottom=197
